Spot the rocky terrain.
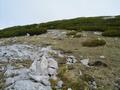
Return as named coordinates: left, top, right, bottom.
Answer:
left=0, top=30, right=120, bottom=90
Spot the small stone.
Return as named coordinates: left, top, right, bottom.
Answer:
left=92, top=81, right=97, bottom=86
left=114, top=78, right=120, bottom=89
left=97, top=38, right=101, bottom=40
left=94, top=32, right=102, bottom=35
left=51, top=75, right=57, bottom=80
left=100, top=56, right=105, bottom=59
left=66, top=56, right=77, bottom=65
left=79, top=70, right=82, bottom=76
left=57, top=80, right=63, bottom=88
left=58, top=52, right=64, bottom=58
left=80, top=59, right=89, bottom=67
left=68, top=88, right=72, bottom=90
left=26, top=33, right=30, bottom=36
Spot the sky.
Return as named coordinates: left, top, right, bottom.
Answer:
left=0, top=0, right=120, bottom=29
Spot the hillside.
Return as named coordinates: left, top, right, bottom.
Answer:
left=0, top=15, right=120, bottom=38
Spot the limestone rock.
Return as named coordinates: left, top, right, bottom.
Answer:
left=80, top=59, right=89, bottom=67
left=100, top=55, right=105, bottom=59
left=57, top=80, right=63, bottom=88
left=2, top=45, right=59, bottom=90
left=6, top=80, right=51, bottom=90
left=66, top=56, right=77, bottom=65
left=68, top=88, right=72, bottom=90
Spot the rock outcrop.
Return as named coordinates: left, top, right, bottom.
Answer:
left=0, top=44, right=60, bottom=90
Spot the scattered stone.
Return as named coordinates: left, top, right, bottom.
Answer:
left=47, top=30, right=67, bottom=39
left=100, top=56, right=105, bottom=59
left=83, top=74, right=97, bottom=89
left=57, top=80, right=63, bottom=88
left=11, top=37, right=17, bottom=43
left=66, top=56, right=77, bottom=65
left=68, top=88, right=72, bottom=90
left=58, top=52, right=64, bottom=58
left=94, top=32, right=102, bottom=35
left=114, top=78, right=120, bottom=90
left=80, top=59, right=89, bottom=67
left=51, top=76, right=57, bottom=80
left=26, top=33, right=30, bottom=37
left=97, top=37, right=102, bottom=40
left=79, top=70, right=82, bottom=76
left=88, top=80, right=97, bottom=90
left=81, top=31, right=87, bottom=37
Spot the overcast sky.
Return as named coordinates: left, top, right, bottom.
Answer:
left=0, top=0, right=120, bottom=29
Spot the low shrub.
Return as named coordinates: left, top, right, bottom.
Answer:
left=102, top=30, right=120, bottom=37
left=0, top=26, right=47, bottom=38
left=82, top=38, right=106, bottom=47
left=81, top=26, right=105, bottom=31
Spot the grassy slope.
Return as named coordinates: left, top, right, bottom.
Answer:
left=0, top=15, right=120, bottom=38
left=0, top=31, right=120, bottom=90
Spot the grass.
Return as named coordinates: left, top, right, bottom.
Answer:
left=57, top=64, right=89, bottom=90
left=0, top=72, right=6, bottom=90
left=11, top=59, right=33, bottom=69
left=0, top=62, right=7, bottom=89
left=49, top=79, right=58, bottom=90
